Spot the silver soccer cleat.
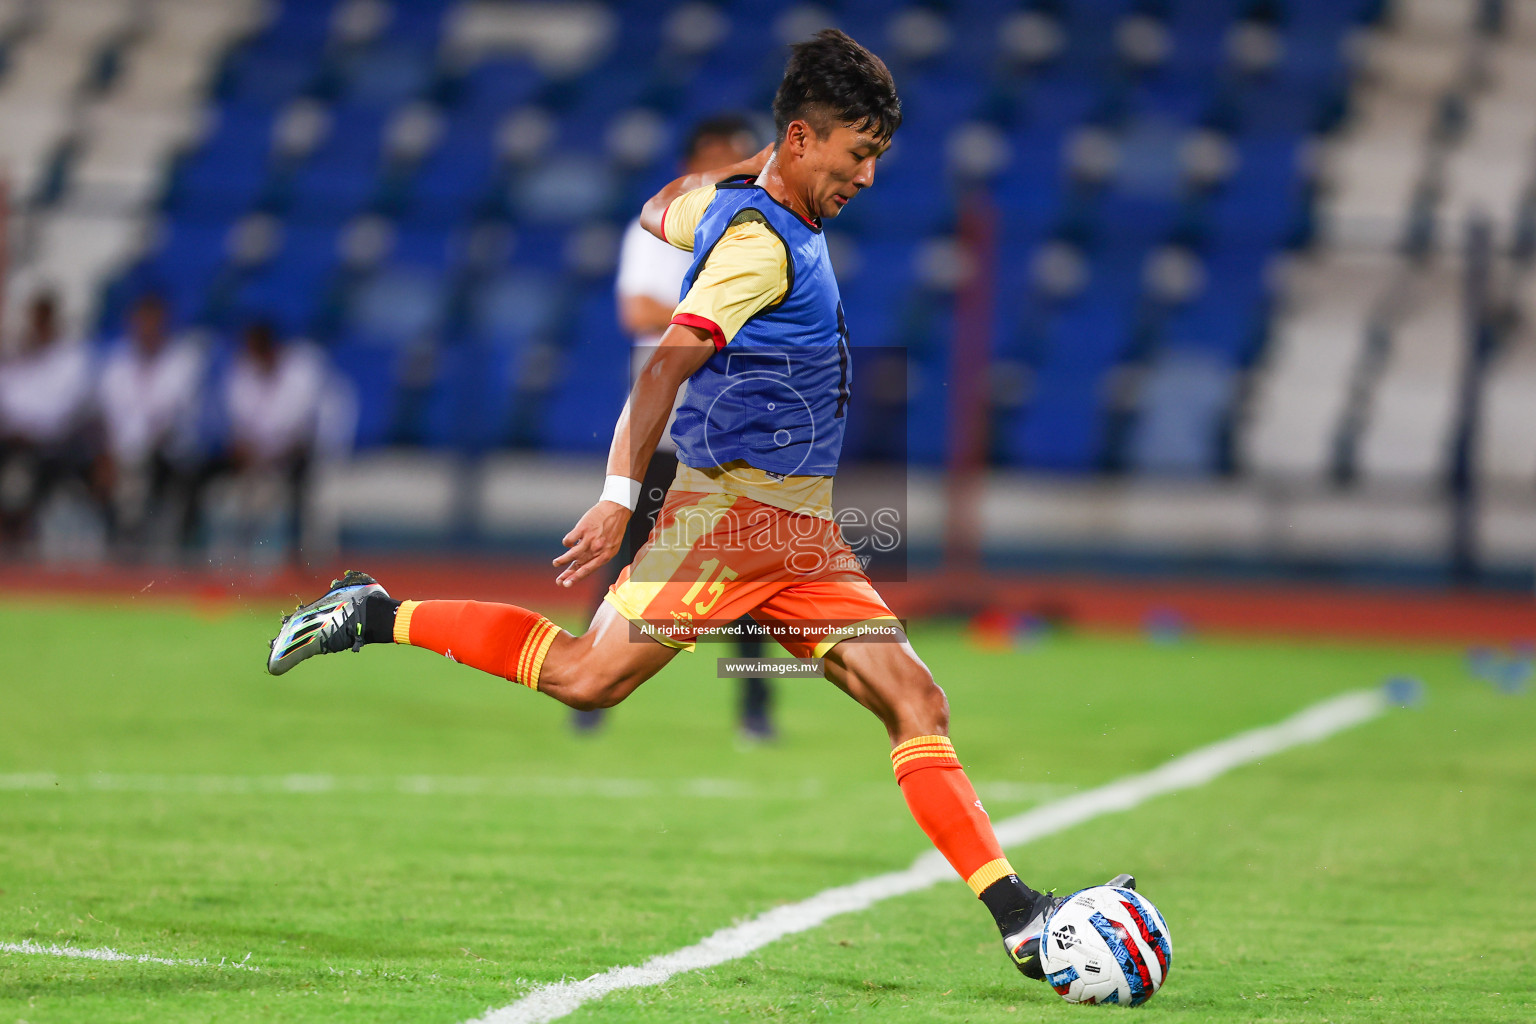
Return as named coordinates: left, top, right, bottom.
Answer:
left=1007, top=874, right=1136, bottom=980
left=266, top=570, right=388, bottom=676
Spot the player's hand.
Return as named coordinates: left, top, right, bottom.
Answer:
left=553, top=501, right=631, bottom=588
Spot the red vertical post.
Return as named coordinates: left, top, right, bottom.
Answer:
left=0, top=173, right=9, bottom=345
left=943, top=192, right=997, bottom=573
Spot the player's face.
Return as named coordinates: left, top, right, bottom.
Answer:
left=804, top=122, right=888, bottom=219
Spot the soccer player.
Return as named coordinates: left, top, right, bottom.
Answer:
left=268, top=30, right=1130, bottom=985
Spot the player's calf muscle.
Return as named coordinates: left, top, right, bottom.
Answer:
left=532, top=636, right=613, bottom=710
left=534, top=632, right=666, bottom=710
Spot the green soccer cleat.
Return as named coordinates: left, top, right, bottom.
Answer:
left=1006, top=874, right=1135, bottom=980
left=266, top=570, right=388, bottom=676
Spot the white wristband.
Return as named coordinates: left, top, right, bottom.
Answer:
left=600, top=475, right=641, bottom=511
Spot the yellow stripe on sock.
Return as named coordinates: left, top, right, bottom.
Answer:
left=520, top=620, right=547, bottom=682
left=891, top=735, right=960, bottom=775
left=892, top=743, right=957, bottom=762
left=393, top=600, right=420, bottom=645
left=893, top=742, right=954, bottom=756
left=514, top=620, right=541, bottom=683
left=891, top=735, right=954, bottom=759
left=515, top=618, right=557, bottom=688
left=965, top=858, right=1016, bottom=896
left=524, top=621, right=561, bottom=691
left=892, top=754, right=962, bottom=775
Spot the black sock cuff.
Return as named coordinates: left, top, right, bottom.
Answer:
left=362, top=595, right=402, bottom=645
left=979, top=874, right=1045, bottom=935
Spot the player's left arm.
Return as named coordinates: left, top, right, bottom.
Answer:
left=640, top=143, right=773, bottom=245
left=552, top=323, right=715, bottom=587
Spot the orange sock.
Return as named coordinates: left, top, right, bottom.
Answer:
left=393, top=600, right=563, bottom=690
left=892, top=735, right=1016, bottom=895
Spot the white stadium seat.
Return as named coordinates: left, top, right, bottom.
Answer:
left=1392, top=0, right=1481, bottom=36
left=30, top=0, right=136, bottom=52
left=1355, top=268, right=1464, bottom=489
left=1239, top=254, right=1399, bottom=481
left=69, top=102, right=205, bottom=209
left=1317, top=90, right=1438, bottom=248
left=27, top=205, right=146, bottom=326
left=1477, top=331, right=1536, bottom=491
left=1357, top=34, right=1467, bottom=97
left=0, top=104, right=74, bottom=199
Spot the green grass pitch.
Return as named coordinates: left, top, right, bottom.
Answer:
left=1, top=597, right=1532, bottom=1022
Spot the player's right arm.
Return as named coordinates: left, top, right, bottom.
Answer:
left=557, top=185, right=788, bottom=588
left=639, top=143, right=773, bottom=244
left=552, top=322, right=715, bottom=588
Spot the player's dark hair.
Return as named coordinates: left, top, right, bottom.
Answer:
left=683, top=113, right=757, bottom=160
left=773, top=29, right=901, bottom=144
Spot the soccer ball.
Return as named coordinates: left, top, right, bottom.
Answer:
left=1038, top=885, right=1172, bottom=1006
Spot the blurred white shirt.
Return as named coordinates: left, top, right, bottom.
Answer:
left=616, top=217, right=693, bottom=452
left=97, top=335, right=206, bottom=466
left=0, top=340, right=92, bottom=445
left=223, top=343, right=326, bottom=464
left=616, top=217, right=693, bottom=348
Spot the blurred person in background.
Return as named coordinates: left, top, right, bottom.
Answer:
left=209, top=318, right=327, bottom=565
left=0, top=290, right=93, bottom=549
left=93, top=291, right=208, bottom=556
left=572, top=113, right=779, bottom=739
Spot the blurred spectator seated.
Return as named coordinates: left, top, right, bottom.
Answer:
left=205, top=319, right=328, bottom=566
left=94, top=292, right=208, bottom=556
left=0, top=291, right=93, bottom=551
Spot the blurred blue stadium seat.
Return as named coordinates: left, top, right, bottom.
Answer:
left=467, top=268, right=562, bottom=345
left=138, top=221, right=231, bottom=324
left=328, top=339, right=399, bottom=448
left=404, top=114, right=503, bottom=222
left=229, top=224, right=343, bottom=335
left=1009, top=374, right=1106, bottom=471
left=539, top=288, right=629, bottom=453
left=165, top=103, right=277, bottom=219
left=284, top=104, right=390, bottom=222
left=421, top=344, right=518, bottom=451
left=347, top=264, right=449, bottom=345
left=1127, top=347, right=1237, bottom=475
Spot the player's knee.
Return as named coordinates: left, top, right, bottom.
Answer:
left=561, top=685, right=612, bottom=712
left=887, top=662, right=947, bottom=737
left=913, top=674, right=949, bottom=734
left=546, top=671, right=614, bottom=711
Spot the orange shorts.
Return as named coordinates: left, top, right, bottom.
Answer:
left=604, top=489, right=901, bottom=659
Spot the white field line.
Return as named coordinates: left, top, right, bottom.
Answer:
left=466, top=689, right=1387, bottom=1024
left=0, top=772, right=1071, bottom=805
left=0, top=939, right=258, bottom=970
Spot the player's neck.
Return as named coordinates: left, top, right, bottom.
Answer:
left=756, top=157, right=818, bottom=226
